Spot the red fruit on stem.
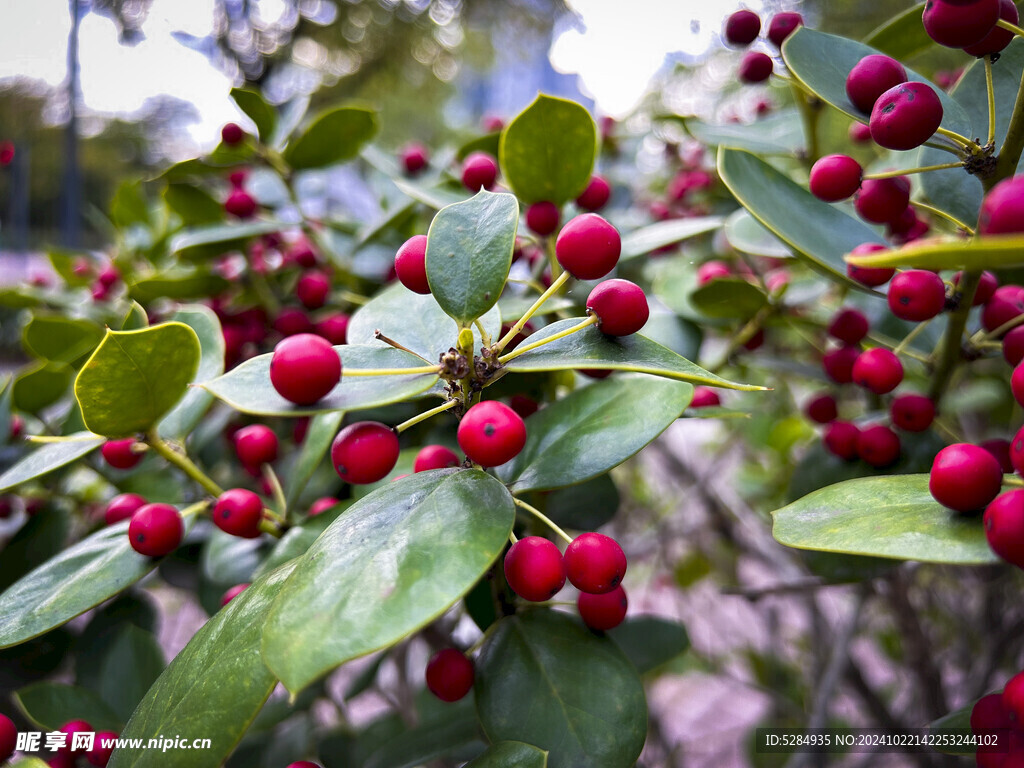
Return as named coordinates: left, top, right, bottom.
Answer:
left=461, top=151, right=498, bottom=192
left=738, top=51, right=773, bottom=83
left=400, top=142, right=429, bottom=175
left=954, top=270, right=999, bottom=306
left=128, top=504, right=183, bottom=557
left=60, top=720, right=93, bottom=754
left=331, top=422, right=400, bottom=484
left=526, top=201, right=560, bottom=236
left=697, top=260, right=732, bottom=285
left=857, top=425, right=901, bottom=468
left=870, top=82, right=944, bottom=151
left=724, top=9, right=761, bottom=46
left=972, top=693, right=1014, bottom=734
left=847, top=243, right=895, bottom=287
left=1012, top=362, right=1024, bottom=407
left=296, top=270, right=331, bottom=310
left=965, top=0, right=1019, bottom=56
left=315, top=313, right=349, bottom=346
left=88, top=731, right=117, bottom=766
left=269, top=333, right=341, bottom=405
left=555, top=213, right=621, bottom=280
left=846, top=54, right=908, bottom=113
left=234, top=424, right=278, bottom=467
left=852, top=348, right=904, bottom=395
left=887, top=269, right=947, bottom=322
left=578, top=584, right=628, bottom=631
left=274, top=307, right=313, bottom=337
left=564, top=532, right=627, bottom=594
left=929, top=443, right=1003, bottom=513
left=982, top=439, right=1014, bottom=474
left=587, top=279, right=649, bottom=336
left=224, top=188, right=257, bottom=219
left=849, top=122, right=873, bottom=143
left=690, top=387, right=721, bottom=408
left=983, top=285, right=1024, bottom=334
left=504, top=536, right=566, bottom=601
left=576, top=175, right=611, bottom=211
left=221, top=122, right=244, bottom=145
left=220, top=583, right=249, bottom=606
left=890, top=394, right=935, bottom=432
left=394, top=235, right=431, bottom=295
left=413, top=444, right=460, bottom=472
left=102, top=439, right=143, bottom=470
left=824, top=421, right=860, bottom=461
left=805, top=393, right=838, bottom=424
left=823, top=345, right=861, bottom=385
left=0, top=713, right=16, bottom=764
left=458, top=401, right=527, bottom=467
left=855, top=177, right=911, bottom=225
left=425, top=648, right=475, bottom=702
left=809, top=155, right=863, bottom=202
left=986, top=490, right=1024, bottom=568
left=980, top=176, right=1024, bottom=234
left=105, top=493, right=147, bottom=526
left=923, top=0, right=1000, bottom=48
left=213, top=489, right=263, bottom=539
left=1004, top=671, right=1024, bottom=724
left=767, top=12, right=803, bottom=47
left=828, top=308, right=869, bottom=345
left=309, top=497, right=340, bottom=516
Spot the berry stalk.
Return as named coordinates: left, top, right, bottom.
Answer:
left=513, top=497, right=573, bottom=545
left=394, top=399, right=459, bottom=434
left=146, top=429, right=224, bottom=498
left=928, top=270, right=981, bottom=404
left=495, top=270, right=570, bottom=353
left=497, top=314, right=599, bottom=364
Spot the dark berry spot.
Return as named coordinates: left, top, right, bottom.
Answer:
left=900, top=296, right=910, bottom=305
left=882, top=103, right=896, bottom=114
left=484, top=424, right=496, bottom=437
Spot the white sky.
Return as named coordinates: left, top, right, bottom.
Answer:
left=0, top=0, right=760, bottom=146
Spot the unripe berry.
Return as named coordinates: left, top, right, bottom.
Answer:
left=425, top=648, right=475, bottom=702
left=224, top=188, right=257, bottom=219
left=984, top=285, right=1024, bottom=334
left=269, top=333, right=341, bottom=405
left=846, top=54, right=907, bottom=113
left=805, top=393, right=838, bottom=424
left=526, top=201, right=560, bottom=236
left=923, top=0, right=1000, bottom=48
left=400, top=142, right=429, bottom=175
left=458, top=401, right=527, bottom=468
left=824, top=421, right=860, bottom=461
left=823, top=345, right=861, bottom=385
left=1004, top=671, right=1024, bottom=724
left=221, top=122, right=244, bottom=145
left=105, top=493, right=147, bottom=526
left=504, top=536, right=566, bottom=601
left=309, top=497, right=340, bottom=516
left=129, top=503, right=183, bottom=557
left=88, top=730, right=117, bottom=766
left=965, top=0, right=1019, bottom=55
left=738, top=51, right=773, bottom=84
left=887, top=270, right=946, bottom=321
left=828, top=308, right=869, bottom=345
left=930, top=443, right=1003, bottom=513
left=767, top=12, right=803, bottom=47
left=587, top=279, right=649, bottom=336
left=102, top=438, right=143, bottom=470
left=296, top=270, right=331, bottom=310
left=809, top=155, right=862, bottom=202
left=413, top=444, right=460, bottom=472
left=852, top=348, right=904, bottom=395
left=979, top=176, right=1024, bottom=235
left=857, top=425, right=901, bottom=468
left=234, top=424, right=278, bottom=467
left=870, top=82, right=943, bottom=151
left=555, top=213, right=621, bottom=280
left=576, top=175, right=611, bottom=211
left=220, top=583, right=249, bottom=606
left=331, top=422, right=399, bottom=484
left=696, top=260, right=732, bottom=285
left=394, top=234, right=431, bottom=295
left=461, top=151, right=498, bottom=192
left=890, top=394, right=935, bottom=432
left=213, top=488, right=263, bottom=538
left=690, top=387, right=721, bottom=408
left=724, top=9, right=761, bottom=46
left=564, top=532, right=627, bottom=594
left=846, top=243, right=895, bottom=287
left=578, top=584, right=628, bottom=631
left=315, top=313, right=349, bottom=346
left=855, top=177, right=910, bottom=225
left=0, top=713, right=15, bottom=765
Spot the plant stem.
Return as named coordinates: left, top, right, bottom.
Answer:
left=976, top=312, right=1024, bottom=342
left=498, top=314, right=599, bottom=364
left=262, top=464, right=288, bottom=519
left=997, top=18, right=1024, bottom=37
left=373, top=331, right=431, bottom=363
left=710, top=306, right=771, bottom=373
left=864, top=162, right=964, bottom=180
left=996, top=58, right=1024, bottom=184
left=508, top=530, right=518, bottom=545
left=928, top=270, right=980, bottom=404
left=912, top=201, right=975, bottom=234
left=394, top=399, right=459, bottom=433
left=494, top=271, right=570, bottom=353
left=893, top=321, right=931, bottom=358
left=180, top=499, right=212, bottom=518
left=923, top=139, right=969, bottom=157
left=343, top=365, right=441, bottom=377
left=146, top=430, right=224, bottom=498
left=789, top=81, right=821, bottom=165
left=339, top=290, right=369, bottom=306
left=513, top=497, right=573, bottom=544
left=545, top=235, right=562, bottom=281
left=1004, top=475, right=1024, bottom=488
left=474, top=319, right=492, bottom=348
left=985, top=55, right=997, bottom=148
left=935, top=127, right=977, bottom=151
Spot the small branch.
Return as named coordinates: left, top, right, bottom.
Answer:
left=997, top=18, right=1024, bottom=37
left=513, top=497, right=573, bottom=544
left=995, top=54, right=1024, bottom=184
left=394, top=399, right=459, bottom=434
left=928, top=271, right=979, bottom=405
left=893, top=321, right=932, bottom=358
left=498, top=314, right=599, bottom=364
left=864, top=162, right=964, bottom=180
left=374, top=331, right=431, bottom=363
left=146, top=430, right=223, bottom=497
left=912, top=201, right=975, bottom=234
left=985, top=55, right=997, bottom=148
left=494, top=271, right=570, bottom=353
left=344, top=365, right=441, bottom=377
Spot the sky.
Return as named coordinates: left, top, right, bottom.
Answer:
left=0, top=0, right=764, bottom=148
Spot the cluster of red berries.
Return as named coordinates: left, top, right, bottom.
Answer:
left=224, top=169, right=257, bottom=219
left=972, top=669, right=1024, bottom=767
left=922, top=0, right=1018, bottom=55
left=65, top=256, right=123, bottom=304
left=723, top=9, right=804, bottom=84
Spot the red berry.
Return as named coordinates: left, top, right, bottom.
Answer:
left=953, top=270, right=999, bottom=306
left=767, top=12, right=803, bottom=47
left=331, top=421, right=399, bottom=484
left=930, top=443, right=1003, bottom=513
left=690, top=387, right=721, bottom=408
left=482, top=115, right=504, bottom=133
left=97, top=264, right=119, bottom=288
left=269, top=333, right=341, bottom=406
left=287, top=762, right=322, bottom=768
left=972, top=692, right=1014, bottom=734
left=221, top=122, right=244, bottom=145
left=982, top=439, right=1014, bottom=474
left=824, top=421, right=860, bottom=461
left=578, top=584, right=628, bottom=631
left=983, top=285, right=1024, bottom=334
left=887, top=269, right=946, bottom=321
left=315, top=313, right=349, bottom=346
left=287, top=235, right=318, bottom=267
left=555, top=213, right=621, bottom=280
left=225, top=188, right=257, bottom=219
left=1013, top=425, right=1024, bottom=476
left=576, top=175, right=611, bottom=211
left=870, top=82, right=943, bottom=151
left=213, top=489, right=263, bottom=538
left=504, top=536, right=566, bottom=601
left=724, top=9, right=761, bottom=46
left=102, top=438, right=143, bottom=470
left=849, top=122, right=873, bottom=143
left=564, top=532, right=627, bottom=594
left=309, top=497, right=340, bottom=516
left=526, top=201, right=560, bottom=236
left=980, top=176, right=1024, bottom=235
left=220, top=583, right=249, bottom=606
left=105, top=493, right=147, bottom=525
left=60, top=720, right=93, bottom=754
left=413, top=444, right=460, bottom=472
left=274, top=307, right=313, bottom=337
left=965, top=0, right=1019, bottom=55
left=0, top=141, right=14, bottom=166
left=1005, top=671, right=1024, bottom=724
left=461, top=151, right=498, bottom=192
left=988, top=490, right=1024, bottom=568
left=805, top=393, right=838, bottom=424
left=394, top=235, right=430, bottom=295
left=425, top=648, right=475, bottom=702
left=857, top=424, right=901, bottom=468
left=855, top=177, right=911, bottom=225
left=129, top=503, right=182, bottom=557
left=1006, top=328, right=1024, bottom=368
left=87, top=731, right=117, bottom=766
left=0, top=713, right=15, bottom=764
left=234, top=424, right=278, bottom=467
left=457, top=401, right=527, bottom=468
left=846, top=54, right=907, bottom=113
left=809, top=155, right=862, bottom=202
left=9, top=413, right=23, bottom=440
left=697, top=260, right=732, bottom=285
left=508, top=394, right=539, bottom=419
left=828, top=308, right=869, bottom=345
left=587, top=279, right=649, bottom=336
left=852, top=348, right=904, bottom=395
left=823, top=345, right=861, bottom=384
left=923, top=0, right=1000, bottom=48
left=401, top=142, right=429, bottom=175
left=296, top=270, right=331, bottom=310
left=738, top=51, right=773, bottom=83
left=847, top=243, right=895, bottom=287
left=890, top=394, right=935, bottom=432
left=1011, top=362, right=1024, bottom=408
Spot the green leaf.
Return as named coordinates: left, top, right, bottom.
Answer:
left=255, top=502, right=350, bottom=578
left=157, top=307, right=224, bottom=439
left=476, top=609, right=647, bottom=768
left=171, top=220, right=285, bottom=261
left=109, top=563, right=297, bottom=768
left=466, top=742, right=548, bottom=768
left=863, top=3, right=931, bottom=60
left=0, top=519, right=179, bottom=648
left=363, top=699, right=482, bottom=768
left=845, top=234, right=1024, bottom=270
left=110, top=180, right=149, bottom=229
left=13, top=362, right=72, bottom=413
left=22, top=315, right=104, bottom=365
left=14, top=682, right=123, bottom=731
left=271, top=93, right=310, bottom=149
left=426, top=190, right=518, bottom=326
left=262, top=469, right=514, bottom=693
left=724, top=208, right=791, bottom=258
left=499, top=94, right=596, bottom=205
left=675, top=109, right=804, bottom=155
left=607, top=617, right=690, bottom=674
left=163, top=183, right=224, bottom=225
left=782, top=27, right=972, bottom=134
left=284, top=411, right=344, bottom=512
left=74, top=323, right=201, bottom=438
left=0, top=510, right=69, bottom=591
left=619, top=217, right=723, bottom=262
left=283, top=106, right=378, bottom=171
left=457, top=131, right=502, bottom=162
left=203, top=344, right=437, bottom=417
left=121, top=301, right=149, bottom=331
left=690, top=277, right=768, bottom=319
left=128, top=269, right=230, bottom=303
left=772, top=475, right=999, bottom=564
left=496, top=374, right=694, bottom=493
left=504, top=320, right=763, bottom=390
left=538, top=473, right=619, bottom=531
left=230, top=87, right=277, bottom=142
left=392, top=177, right=466, bottom=211
left=201, top=529, right=263, bottom=586
left=718, top=147, right=885, bottom=291
left=0, top=433, right=104, bottom=493
left=96, top=625, right=166, bottom=723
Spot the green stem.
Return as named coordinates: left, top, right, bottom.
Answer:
left=494, top=271, right=570, bottom=353
left=146, top=430, right=224, bottom=498
left=545, top=235, right=562, bottom=281
left=996, top=60, right=1024, bottom=185
left=912, top=202, right=975, bottom=234
left=935, top=127, right=977, bottom=152
left=514, top=498, right=573, bottom=544
left=893, top=321, right=930, bottom=358
left=923, top=139, right=969, bottom=157
left=976, top=312, right=1024, bottom=343
left=790, top=82, right=821, bottom=165
left=261, top=464, right=288, bottom=520
left=344, top=365, right=441, bottom=377
left=928, top=271, right=980, bottom=404
left=180, top=499, right=212, bottom=518
left=394, top=399, right=459, bottom=433
left=997, top=18, right=1024, bottom=37
left=864, top=162, right=963, bottom=179
left=1005, top=475, right=1024, bottom=488
left=985, top=55, right=997, bottom=148
left=474, top=319, right=493, bottom=348
left=710, top=306, right=772, bottom=373
left=339, top=290, right=369, bottom=306
left=498, top=315, right=599, bottom=364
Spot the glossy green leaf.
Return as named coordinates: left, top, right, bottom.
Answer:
left=425, top=190, right=518, bottom=326
left=0, top=510, right=69, bottom=591
left=504, top=319, right=763, bottom=390
left=255, top=502, right=350, bottom=578
left=782, top=27, right=971, bottom=134
left=476, top=609, right=647, bottom=768
left=22, top=315, right=103, bottom=365
left=14, top=682, right=122, bottom=731
left=845, top=234, right=1024, bottom=270
left=201, top=529, right=263, bottom=585
left=619, top=216, right=723, bottom=261
left=121, top=301, right=149, bottom=330
left=607, top=617, right=690, bottom=674
left=457, top=131, right=501, bottom=162
left=283, top=106, right=378, bottom=170
left=284, top=411, right=344, bottom=512
left=163, top=183, right=224, bottom=225
left=499, top=94, right=596, bottom=205
left=362, top=699, right=482, bottom=768
left=230, top=87, right=277, bottom=142
left=772, top=475, right=999, bottom=564
left=171, top=220, right=285, bottom=261
left=863, top=4, right=931, bottom=60
left=466, top=742, right=548, bottom=768
left=677, top=109, right=804, bottom=155
left=690, top=277, right=768, bottom=319
left=74, top=323, right=202, bottom=437
left=718, top=147, right=885, bottom=291
left=13, top=362, right=72, bottom=414
left=724, top=208, right=791, bottom=258
left=128, top=269, right=230, bottom=303
left=110, top=180, right=149, bottom=228
left=496, top=374, right=694, bottom=493
left=348, top=282, right=502, bottom=360
left=109, top=563, right=296, bottom=768
left=0, top=433, right=104, bottom=493
left=393, top=177, right=465, bottom=211
left=158, top=306, right=224, bottom=439
left=262, top=469, right=514, bottom=693
left=203, top=344, right=437, bottom=417
left=96, top=624, right=166, bottom=723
